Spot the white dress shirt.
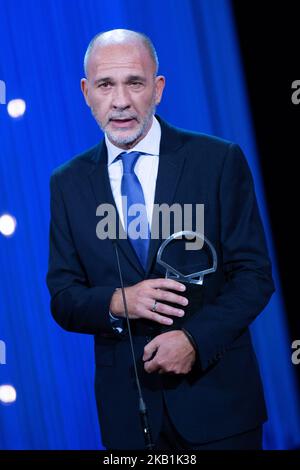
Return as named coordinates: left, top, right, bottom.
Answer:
left=105, top=116, right=161, bottom=228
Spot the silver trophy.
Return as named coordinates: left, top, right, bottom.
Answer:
left=156, top=230, right=217, bottom=285
left=156, top=231, right=218, bottom=330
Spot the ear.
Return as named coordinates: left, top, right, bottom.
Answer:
left=81, top=78, right=90, bottom=107
left=154, top=75, right=166, bottom=105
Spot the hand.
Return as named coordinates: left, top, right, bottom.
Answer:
left=109, top=278, right=188, bottom=327
left=143, top=330, right=196, bottom=374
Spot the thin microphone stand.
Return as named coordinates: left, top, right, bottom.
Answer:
left=113, top=242, right=154, bottom=451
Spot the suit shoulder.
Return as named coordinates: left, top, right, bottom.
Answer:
left=175, top=125, right=233, bottom=150
left=183, top=130, right=245, bottom=165
left=51, top=143, right=100, bottom=181
left=165, top=121, right=246, bottom=169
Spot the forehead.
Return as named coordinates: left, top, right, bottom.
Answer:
left=87, top=42, right=154, bottom=77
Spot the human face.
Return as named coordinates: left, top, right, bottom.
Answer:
left=81, top=42, right=165, bottom=149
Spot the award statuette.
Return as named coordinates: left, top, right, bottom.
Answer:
left=156, top=231, right=218, bottom=332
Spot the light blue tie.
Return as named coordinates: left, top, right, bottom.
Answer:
left=118, top=151, right=150, bottom=270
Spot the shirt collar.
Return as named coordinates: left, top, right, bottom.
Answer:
left=105, top=115, right=161, bottom=165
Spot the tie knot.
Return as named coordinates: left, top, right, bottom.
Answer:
left=118, top=151, right=143, bottom=174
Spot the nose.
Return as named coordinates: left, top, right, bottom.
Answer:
left=111, top=85, right=130, bottom=111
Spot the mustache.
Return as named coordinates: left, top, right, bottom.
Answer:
left=107, top=113, right=138, bottom=122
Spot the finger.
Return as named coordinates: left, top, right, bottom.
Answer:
left=146, top=299, right=185, bottom=319
left=144, top=359, right=160, bottom=374
left=136, top=306, right=174, bottom=325
left=148, top=278, right=186, bottom=292
left=143, top=340, right=158, bottom=361
left=154, top=288, right=189, bottom=308
left=146, top=310, right=175, bottom=325
left=139, top=302, right=175, bottom=325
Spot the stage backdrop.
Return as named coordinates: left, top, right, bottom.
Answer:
left=0, top=0, right=299, bottom=450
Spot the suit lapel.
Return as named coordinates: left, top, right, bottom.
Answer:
left=88, top=142, right=145, bottom=276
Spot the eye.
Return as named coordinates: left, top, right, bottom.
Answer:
left=97, top=82, right=112, bottom=89
left=129, top=81, right=143, bottom=89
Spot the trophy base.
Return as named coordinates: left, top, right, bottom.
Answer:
left=159, top=281, right=204, bottom=333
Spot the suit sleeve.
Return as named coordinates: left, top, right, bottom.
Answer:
left=46, top=173, right=118, bottom=335
left=183, top=143, right=275, bottom=370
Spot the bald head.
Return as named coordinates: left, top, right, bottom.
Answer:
left=83, top=29, right=159, bottom=78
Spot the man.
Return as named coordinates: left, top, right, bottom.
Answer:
left=47, top=29, right=275, bottom=450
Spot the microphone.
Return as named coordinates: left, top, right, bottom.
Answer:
left=113, top=241, right=154, bottom=451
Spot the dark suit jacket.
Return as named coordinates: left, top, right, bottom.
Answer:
left=47, top=116, right=275, bottom=450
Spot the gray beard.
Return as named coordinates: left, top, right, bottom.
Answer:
left=92, top=103, right=156, bottom=147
